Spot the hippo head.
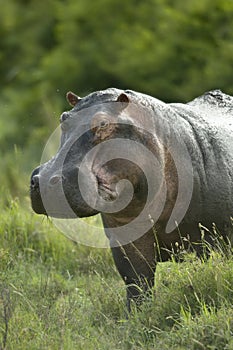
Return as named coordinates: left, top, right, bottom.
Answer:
left=30, top=88, right=165, bottom=228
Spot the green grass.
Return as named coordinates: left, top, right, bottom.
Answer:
left=0, top=196, right=233, bottom=349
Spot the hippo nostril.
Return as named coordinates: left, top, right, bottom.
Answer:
left=31, top=174, right=40, bottom=188
left=49, top=175, right=62, bottom=185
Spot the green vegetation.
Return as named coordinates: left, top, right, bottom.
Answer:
left=1, top=0, right=233, bottom=198
left=0, top=0, right=233, bottom=348
left=1, top=0, right=233, bottom=163
left=0, top=199, right=233, bottom=349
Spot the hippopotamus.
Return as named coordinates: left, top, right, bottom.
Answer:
left=30, top=88, right=233, bottom=311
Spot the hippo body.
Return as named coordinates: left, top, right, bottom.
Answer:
left=30, top=88, right=233, bottom=310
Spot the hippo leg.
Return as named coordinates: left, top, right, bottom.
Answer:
left=111, top=232, right=156, bottom=312
left=126, top=274, right=155, bottom=312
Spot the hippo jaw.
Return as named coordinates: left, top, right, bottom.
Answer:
left=30, top=155, right=144, bottom=220
left=30, top=162, right=100, bottom=218
left=30, top=154, right=125, bottom=219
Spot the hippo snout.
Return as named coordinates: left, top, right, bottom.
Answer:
left=31, top=172, right=40, bottom=190
left=30, top=166, right=47, bottom=215
left=30, top=166, right=40, bottom=188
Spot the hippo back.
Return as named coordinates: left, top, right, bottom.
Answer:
left=169, top=90, right=233, bottom=229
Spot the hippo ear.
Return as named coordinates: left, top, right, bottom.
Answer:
left=66, top=91, right=82, bottom=107
left=117, top=93, right=130, bottom=104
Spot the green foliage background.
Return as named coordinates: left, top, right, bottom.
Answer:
left=1, top=0, right=233, bottom=197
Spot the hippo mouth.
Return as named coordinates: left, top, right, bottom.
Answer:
left=30, top=193, right=47, bottom=215
left=97, top=177, right=118, bottom=201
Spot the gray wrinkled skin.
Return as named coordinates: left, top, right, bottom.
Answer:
left=30, top=88, right=233, bottom=311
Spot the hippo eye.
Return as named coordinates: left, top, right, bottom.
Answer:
left=99, top=120, right=109, bottom=129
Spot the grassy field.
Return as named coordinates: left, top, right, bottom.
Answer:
left=0, top=195, right=233, bottom=350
